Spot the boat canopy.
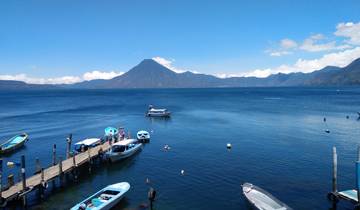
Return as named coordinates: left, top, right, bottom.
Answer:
left=75, top=138, right=101, bottom=146
left=149, top=108, right=167, bottom=112
left=137, top=130, right=149, bottom=135
left=112, top=139, right=137, bottom=146
left=105, top=127, right=119, bottom=136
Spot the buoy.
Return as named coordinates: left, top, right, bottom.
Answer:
left=346, top=115, right=350, bottom=119
left=164, top=144, right=171, bottom=151
left=227, top=143, right=232, bottom=149
left=325, top=129, right=330, bottom=133
left=146, top=178, right=150, bottom=184
left=7, top=162, right=15, bottom=168
left=323, top=117, right=327, bottom=122
left=181, top=170, right=185, bottom=175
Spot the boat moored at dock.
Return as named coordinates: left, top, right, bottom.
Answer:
left=137, top=130, right=150, bottom=143
left=74, top=138, right=102, bottom=154
left=242, top=183, right=292, bottom=210
left=0, top=133, right=28, bottom=154
left=107, top=139, right=142, bottom=162
left=70, top=182, right=130, bottom=210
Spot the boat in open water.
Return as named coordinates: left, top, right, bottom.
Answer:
left=70, top=182, right=130, bottom=210
left=146, top=105, right=171, bottom=117
left=0, top=133, right=28, bottom=154
left=107, top=139, right=142, bottom=162
left=242, top=183, right=292, bottom=210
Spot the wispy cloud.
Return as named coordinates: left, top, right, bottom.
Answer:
left=0, top=70, right=124, bottom=84
left=152, top=56, right=186, bottom=73
left=267, top=22, right=360, bottom=56
left=246, top=46, right=360, bottom=77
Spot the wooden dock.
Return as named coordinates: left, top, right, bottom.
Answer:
left=0, top=141, right=112, bottom=205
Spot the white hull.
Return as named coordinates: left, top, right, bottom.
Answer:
left=70, top=182, right=130, bottom=210
left=108, top=144, right=142, bottom=162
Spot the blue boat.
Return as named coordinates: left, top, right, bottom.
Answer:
left=0, top=133, right=28, bottom=154
left=70, top=182, right=130, bottom=210
left=104, top=127, right=119, bottom=137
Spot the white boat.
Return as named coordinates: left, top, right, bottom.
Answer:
left=70, top=182, right=130, bottom=210
left=242, top=183, right=292, bottom=210
left=146, top=105, right=171, bottom=117
left=107, top=139, right=142, bottom=162
left=137, top=130, right=150, bottom=143
left=74, top=138, right=101, bottom=154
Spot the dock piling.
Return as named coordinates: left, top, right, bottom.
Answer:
left=0, top=159, right=2, bottom=199
left=20, top=155, right=27, bottom=207
left=148, top=187, right=156, bottom=210
left=52, top=144, right=57, bottom=165
left=35, top=158, right=41, bottom=174
left=7, top=175, right=14, bottom=188
left=66, top=134, right=72, bottom=159
left=357, top=146, right=360, bottom=204
left=88, top=149, right=92, bottom=173
left=332, top=146, right=338, bottom=193
left=59, top=157, right=63, bottom=186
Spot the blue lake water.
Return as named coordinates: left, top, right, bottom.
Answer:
left=0, top=87, right=360, bottom=210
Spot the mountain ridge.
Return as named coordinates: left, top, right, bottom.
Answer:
left=1, top=58, right=360, bottom=89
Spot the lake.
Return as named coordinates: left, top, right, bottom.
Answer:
left=0, top=87, right=360, bottom=210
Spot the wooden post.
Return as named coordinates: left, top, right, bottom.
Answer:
left=35, top=158, right=41, bottom=174
left=332, top=147, right=337, bottom=193
left=357, top=146, right=360, bottom=204
left=88, top=149, right=92, bottom=173
left=21, top=155, right=27, bottom=207
left=21, top=155, right=26, bottom=190
left=148, top=187, right=156, bottom=210
left=0, top=159, right=2, bottom=199
left=7, top=174, right=14, bottom=188
left=66, top=134, right=72, bottom=159
left=58, top=157, right=63, bottom=186
left=39, top=168, right=45, bottom=200
left=72, top=155, right=78, bottom=180
left=52, top=144, right=57, bottom=165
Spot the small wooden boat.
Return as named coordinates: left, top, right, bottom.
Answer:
left=107, top=139, right=142, bottom=162
left=146, top=105, right=171, bottom=117
left=73, top=138, right=101, bottom=154
left=70, top=182, right=130, bottom=210
left=104, top=127, right=119, bottom=137
left=137, top=130, right=150, bottom=143
left=242, top=183, right=292, bottom=210
left=0, top=133, right=28, bottom=154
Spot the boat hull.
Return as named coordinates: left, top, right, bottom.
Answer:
left=108, top=144, right=142, bottom=162
left=242, top=183, right=292, bottom=210
left=70, top=182, right=130, bottom=210
left=0, top=134, right=28, bottom=154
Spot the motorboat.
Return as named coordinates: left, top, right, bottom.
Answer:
left=107, top=139, right=142, bottom=162
left=136, top=130, right=150, bottom=143
left=0, top=133, right=28, bottom=154
left=70, top=182, right=130, bottom=210
left=104, top=127, right=118, bottom=137
left=74, top=138, right=101, bottom=154
left=242, top=183, right=292, bottom=210
left=146, top=105, right=170, bottom=117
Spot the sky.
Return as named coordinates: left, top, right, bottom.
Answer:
left=1, top=0, right=360, bottom=84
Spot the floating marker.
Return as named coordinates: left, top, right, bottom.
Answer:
left=227, top=143, right=232, bottom=149
left=346, top=115, right=350, bottom=119
left=146, top=178, right=150, bottom=184
left=324, top=117, right=327, bottom=122
left=325, top=129, right=330, bottom=133
left=181, top=170, right=185, bottom=175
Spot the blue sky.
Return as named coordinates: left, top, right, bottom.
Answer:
left=1, top=0, right=360, bottom=83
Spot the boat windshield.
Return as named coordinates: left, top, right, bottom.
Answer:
left=74, top=144, right=88, bottom=152
left=112, top=145, right=126, bottom=153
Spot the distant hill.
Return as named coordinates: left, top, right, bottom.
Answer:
left=2, top=58, right=360, bottom=89
left=0, top=80, right=57, bottom=90
left=72, top=58, right=360, bottom=88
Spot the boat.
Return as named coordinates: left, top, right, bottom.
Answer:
left=70, top=182, right=130, bottom=210
left=136, top=130, right=150, bottom=143
left=146, top=105, right=171, bottom=117
left=0, top=133, right=28, bottom=154
left=104, top=127, right=119, bottom=137
left=242, top=183, right=292, bottom=210
left=107, top=139, right=142, bottom=162
left=74, top=138, right=101, bottom=154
